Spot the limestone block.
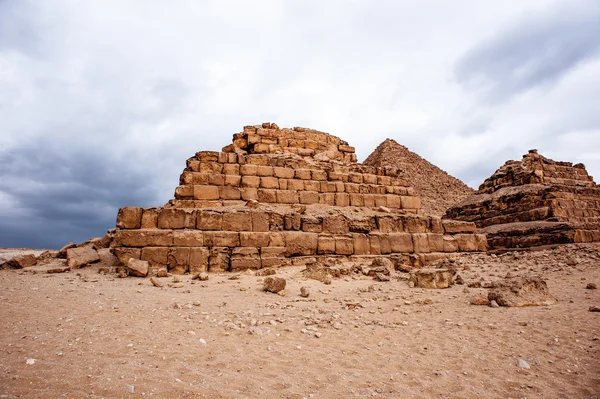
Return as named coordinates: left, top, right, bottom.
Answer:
left=320, top=182, right=337, bottom=193
left=429, top=217, right=444, bottom=234
left=370, top=235, right=381, bottom=255
left=428, top=233, right=445, bottom=252
left=317, top=235, right=336, bottom=255
left=304, top=181, right=321, bottom=192
left=269, top=232, right=286, bottom=246
left=67, top=247, right=100, bottom=269
left=113, top=230, right=174, bottom=247
left=378, top=216, right=398, bottom=233
left=219, top=186, right=241, bottom=200
left=386, top=195, right=401, bottom=209
left=363, top=195, right=375, bottom=207
left=377, top=176, right=392, bottom=185
left=141, top=247, right=168, bottom=270
left=269, top=213, right=285, bottom=231
left=250, top=211, right=270, bottom=232
left=335, top=235, right=354, bottom=255
left=175, top=185, right=194, bottom=198
left=348, top=173, right=363, bottom=184
left=374, top=195, right=387, bottom=207
left=158, top=208, right=197, bottom=229
left=335, top=193, right=350, bottom=207
left=311, top=170, right=328, bottom=181
left=113, top=248, right=141, bottom=265
left=299, top=191, right=320, bottom=204
left=277, top=190, right=299, bottom=204
left=224, top=175, right=241, bottom=187
left=301, top=217, right=323, bottom=233
left=323, top=215, right=349, bottom=234
left=167, top=247, right=190, bottom=274
left=230, top=247, right=261, bottom=271
left=409, top=268, right=455, bottom=289
left=284, top=213, right=302, bottom=231
left=475, top=234, right=488, bottom=251
left=196, top=152, right=219, bottom=162
left=442, top=220, right=477, bottom=234
left=273, top=167, right=295, bottom=179
left=400, top=196, right=421, bottom=210
left=260, top=177, right=279, bottom=189
left=223, top=163, right=240, bottom=175
left=319, top=193, right=336, bottom=205
left=116, top=207, right=143, bottom=229
left=257, top=166, right=274, bottom=177
left=456, top=234, right=477, bottom=252
left=258, top=189, right=278, bottom=203
left=287, top=179, right=305, bottom=191
left=141, top=208, right=159, bottom=229
left=352, top=234, right=370, bottom=255
left=194, top=185, right=220, bottom=200
left=377, top=234, right=392, bottom=254
left=241, top=188, right=259, bottom=201
left=404, top=217, right=429, bottom=233
left=284, top=232, right=318, bottom=256
left=208, top=174, right=224, bottom=186
left=350, top=194, right=364, bottom=207
left=204, top=232, right=240, bottom=247
left=254, top=143, right=269, bottom=153
left=222, top=212, right=252, bottom=231
left=127, top=258, right=149, bottom=277
left=187, top=159, right=200, bottom=172
left=334, top=181, right=346, bottom=192
left=388, top=233, right=414, bottom=253
left=442, top=235, right=459, bottom=252
left=363, top=174, right=377, bottom=184
left=173, top=230, right=204, bottom=247
left=240, top=232, right=271, bottom=247
left=209, top=247, right=230, bottom=272
left=198, top=162, right=223, bottom=174
left=240, top=165, right=258, bottom=176
left=339, top=145, right=355, bottom=153
left=412, top=233, right=431, bottom=253
left=197, top=211, right=223, bottom=230
left=295, top=169, right=311, bottom=180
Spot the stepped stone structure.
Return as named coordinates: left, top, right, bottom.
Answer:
left=445, top=150, right=600, bottom=249
left=110, top=123, right=485, bottom=274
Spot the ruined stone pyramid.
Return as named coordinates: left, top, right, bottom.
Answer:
left=110, top=123, right=485, bottom=273
left=363, top=139, right=474, bottom=217
left=445, top=150, right=600, bottom=249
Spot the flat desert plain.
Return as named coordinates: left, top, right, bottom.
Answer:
left=1, top=245, right=599, bottom=399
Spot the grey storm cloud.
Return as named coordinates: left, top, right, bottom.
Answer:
left=1, top=0, right=599, bottom=249
left=455, top=2, right=600, bottom=102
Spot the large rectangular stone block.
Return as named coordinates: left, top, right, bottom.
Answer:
left=230, top=247, right=261, bottom=271
left=317, top=235, right=336, bottom=254
left=401, top=196, right=421, bottom=210
left=442, top=220, right=477, bottom=234
left=113, top=230, right=174, bottom=247
left=241, top=188, right=259, bottom=201
left=241, top=175, right=261, bottom=188
left=323, top=215, right=349, bottom=234
left=141, top=208, right=159, bottom=229
left=167, top=247, right=189, bottom=274
left=173, top=230, right=204, bottom=247
left=335, top=193, right=349, bottom=206
left=113, top=248, right=141, bottom=265
left=456, top=234, right=477, bottom=252
left=319, top=193, right=336, bottom=205
left=273, top=167, right=295, bottom=179
left=141, top=247, right=168, bottom=270
left=175, top=185, right=194, bottom=198
left=197, top=211, right=223, bottom=230
left=277, top=190, right=299, bottom=204
left=442, top=235, right=459, bottom=252
left=117, top=207, right=143, bottom=229
left=194, top=185, right=220, bottom=200
left=223, top=163, right=240, bottom=175
left=299, top=191, right=320, bottom=204
left=240, top=232, right=271, bottom=247
left=287, top=179, right=305, bottom=191
left=157, top=208, right=197, bottom=229
left=352, top=234, right=370, bottom=255
left=428, top=233, right=445, bottom=252
left=258, top=189, right=277, bottom=203
left=222, top=212, right=252, bottom=231
left=295, top=169, right=311, bottom=180
left=209, top=247, right=230, bottom=272
left=257, top=166, right=274, bottom=177
left=350, top=193, right=364, bottom=207
left=251, top=211, right=270, bottom=232
left=284, top=232, right=318, bottom=256
left=219, top=186, right=241, bottom=200
left=260, top=177, right=280, bottom=189
left=204, top=232, right=240, bottom=247
left=311, top=170, right=328, bottom=181
left=335, top=235, right=354, bottom=255
left=224, top=175, right=241, bottom=187
left=412, top=233, right=431, bottom=253
left=388, top=233, right=414, bottom=253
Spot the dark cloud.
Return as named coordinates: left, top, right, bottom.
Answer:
left=456, top=2, right=600, bottom=102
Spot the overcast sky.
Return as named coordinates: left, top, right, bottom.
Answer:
left=1, top=0, right=599, bottom=249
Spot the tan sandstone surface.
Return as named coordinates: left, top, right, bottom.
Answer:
left=1, top=244, right=599, bottom=399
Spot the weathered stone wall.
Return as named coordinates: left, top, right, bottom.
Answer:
left=445, top=150, right=600, bottom=249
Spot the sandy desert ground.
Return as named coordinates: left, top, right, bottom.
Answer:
left=1, top=245, right=599, bottom=399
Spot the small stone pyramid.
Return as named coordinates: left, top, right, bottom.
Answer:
left=445, top=150, right=600, bottom=249
left=110, top=123, right=485, bottom=273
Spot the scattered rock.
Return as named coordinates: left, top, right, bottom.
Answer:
left=6, top=254, right=37, bottom=269
left=488, top=277, right=556, bottom=307
left=256, top=268, right=276, bottom=277
left=454, top=274, right=464, bottom=285
left=302, top=262, right=333, bottom=284
left=192, top=272, right=209, bottom=281
left=126, top=259, right=149, bottom=277
left=156, top=268, right=169, bottom=277
left=409, top=268, right=455, bottom=289
left=66, top=247, right=100, bottom=269
left=589, top=306, right=600, bottom=312
left=517, top=359, right=531, bottom=369
left=470, top=294, right=490, bottom=306
left=263, top=277, right=286, bottom=293
left=300, top=286, right=310, bottom=298
left=586, top=283, right=597, bottom=290
left=489, top=300, right=500, bottom=308
left=150, top=277, right=162, bottom=287
left=373, top=273, right=390, bottom=282
left=58, top=242, right=77, bottom=258
left=26, top=358, right=36, bottom=365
